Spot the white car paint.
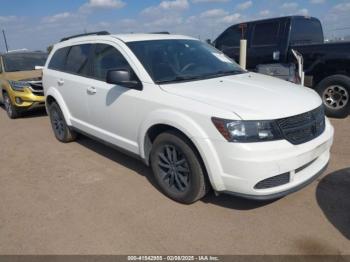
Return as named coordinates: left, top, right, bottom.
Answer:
left=161, top=72, right=322, bottom=120
left=43, top=34, right=334, bottom=199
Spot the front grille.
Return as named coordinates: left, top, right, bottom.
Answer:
left=254, top=173, right=290, bottom=189
left=29, top=82, right=44, bottom=96
left=30, top=82, right=43, bottom=91
left=277, top=106, right=325, bottom=145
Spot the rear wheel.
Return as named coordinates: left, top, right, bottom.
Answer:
left=316, top=75, right=350, bottom=118
left=48, top=102, right=77, bottom=143
left=150, top=131, right=209, bottom=204
left=3, top=92, right=20, bottom=119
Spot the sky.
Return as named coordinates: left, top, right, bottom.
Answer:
left=0, top=0, right=349, bottom=52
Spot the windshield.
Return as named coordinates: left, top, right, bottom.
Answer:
left=127, top=39, right=245, bottom=84
left=3, top=53, right=48, bottom=72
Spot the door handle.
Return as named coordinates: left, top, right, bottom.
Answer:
left=87, top=86, right=97, bottom=95
left=57, top=79, right=64, bottom=86
left=273, top=51, right=280, bottom=61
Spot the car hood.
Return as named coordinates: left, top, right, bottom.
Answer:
left=160, top=72, right=322, bottom=120
left=2, top=70, right=42, bottom=81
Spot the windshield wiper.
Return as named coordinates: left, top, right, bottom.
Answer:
left=156, top=75, right=204, bottom=84
left=7, top=69, right=23, bottom=72
left=156, top=70, right=245, bottom=84
left=209, top=70, right=244, bottom=77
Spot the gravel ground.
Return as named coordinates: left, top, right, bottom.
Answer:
left=0, top=107, right=349, bottom=255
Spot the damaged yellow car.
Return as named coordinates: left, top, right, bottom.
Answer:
left=0, top=51, right=47, bottom=118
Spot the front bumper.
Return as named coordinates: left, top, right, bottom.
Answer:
left=197, top=118, right=334, bottom=199
left=9, top=87, right=45, bottom=109
left=223, top=162, right=328, bottom=200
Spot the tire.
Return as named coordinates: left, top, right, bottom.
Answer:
left=315, top=75, right=350, bottom=118
left=48, top=102, right=77, bottom=143
left=3, top=92, right=20, bottom=119
left=150, top=131, right=210, bottom=204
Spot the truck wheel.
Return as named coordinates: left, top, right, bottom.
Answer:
left=316, top=75, right=350, bottom=118
left=3, top=92, right=20, bottom=119
left=150, top=131, right=210, bottom=204
left=48, top=102, right=77, bottom=143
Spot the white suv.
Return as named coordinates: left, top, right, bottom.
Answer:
left=43, top=32, right=334, bottom=203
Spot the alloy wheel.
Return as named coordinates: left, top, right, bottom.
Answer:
left=323, top=85, right=349, bottom=110
left=157, top=144, right=190, bottom=193
left=51, top=109, right=65, bottom=139
left=4, top=95, right=12, bottom=116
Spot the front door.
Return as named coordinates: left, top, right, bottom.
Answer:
left=85, top=43, right=143, bottom=154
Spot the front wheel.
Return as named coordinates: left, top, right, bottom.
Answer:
left=150, top=131, right=209, bottom=204
left=48, top=102, right=77, bottom=143
left=316, top=75, right=350, bottom=118
left=3, top=92, right=20, bottom=119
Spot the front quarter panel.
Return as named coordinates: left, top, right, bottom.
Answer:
left=138, top=108, right=229, bottom=191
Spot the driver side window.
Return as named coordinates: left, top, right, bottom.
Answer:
left=91, top=44, right=134, bottom=81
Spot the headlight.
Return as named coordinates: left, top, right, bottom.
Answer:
left=8, top=80, right=29, bottom=92
left=212, top=117, right=283, bottom=142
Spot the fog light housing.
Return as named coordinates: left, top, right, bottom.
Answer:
left=15, top=97, right=23, bottom=104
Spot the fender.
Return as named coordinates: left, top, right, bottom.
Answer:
left=138, top=109, right=225, bottom=191
left=45, top=86, right=73, bottom=126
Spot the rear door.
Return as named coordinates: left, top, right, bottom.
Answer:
left=52, top=44, right=92, bottom=127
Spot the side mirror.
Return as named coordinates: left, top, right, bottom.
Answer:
left=106, top=69, right=142, bottom=90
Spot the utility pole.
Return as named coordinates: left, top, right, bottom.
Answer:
left=2, top=29, right=9, bottom=53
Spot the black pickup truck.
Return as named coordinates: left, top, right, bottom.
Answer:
left=214, top=16, right=350, bottom=118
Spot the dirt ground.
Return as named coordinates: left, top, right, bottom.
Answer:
left=0, top=107, right=349, bottom=255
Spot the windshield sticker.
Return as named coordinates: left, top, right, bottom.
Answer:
left=212, top=53, right=232, bottom=64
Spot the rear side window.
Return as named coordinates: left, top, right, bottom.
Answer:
left=215, top=26, right=241, bottom=50
left=91, top=44, right=131, bottom=81
left=290, top=18, right=323, bottom=45
left=65, top=44, right=91, bottom=76
left=252, top=22, right=280, bottom=46
left=48, top=47, right=69, bottom=71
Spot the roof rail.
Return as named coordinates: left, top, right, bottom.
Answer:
left=60, top=31, right=110, bottom=42
left=150, top=31, right=170, bottom=34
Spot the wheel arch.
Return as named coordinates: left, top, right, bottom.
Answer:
left=310, top=60, right=350, bottom=87
left=45, top=88, right=72, bottom=126
left=138, top=110, right=224, bottom=191
left=1, top=81, right=15, bottom=103
left=1, top=81, right=12, bottom=94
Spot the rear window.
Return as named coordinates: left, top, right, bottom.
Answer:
left=65, top=44, right=91, bottom=75
left=252, top=22, right=280, bottom=46
left=48, top=47, right=69, bottom=71
left=290, top=18, right=323, bottom=45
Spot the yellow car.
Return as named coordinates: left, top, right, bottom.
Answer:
left=0, top=51, right=47, bottom=118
